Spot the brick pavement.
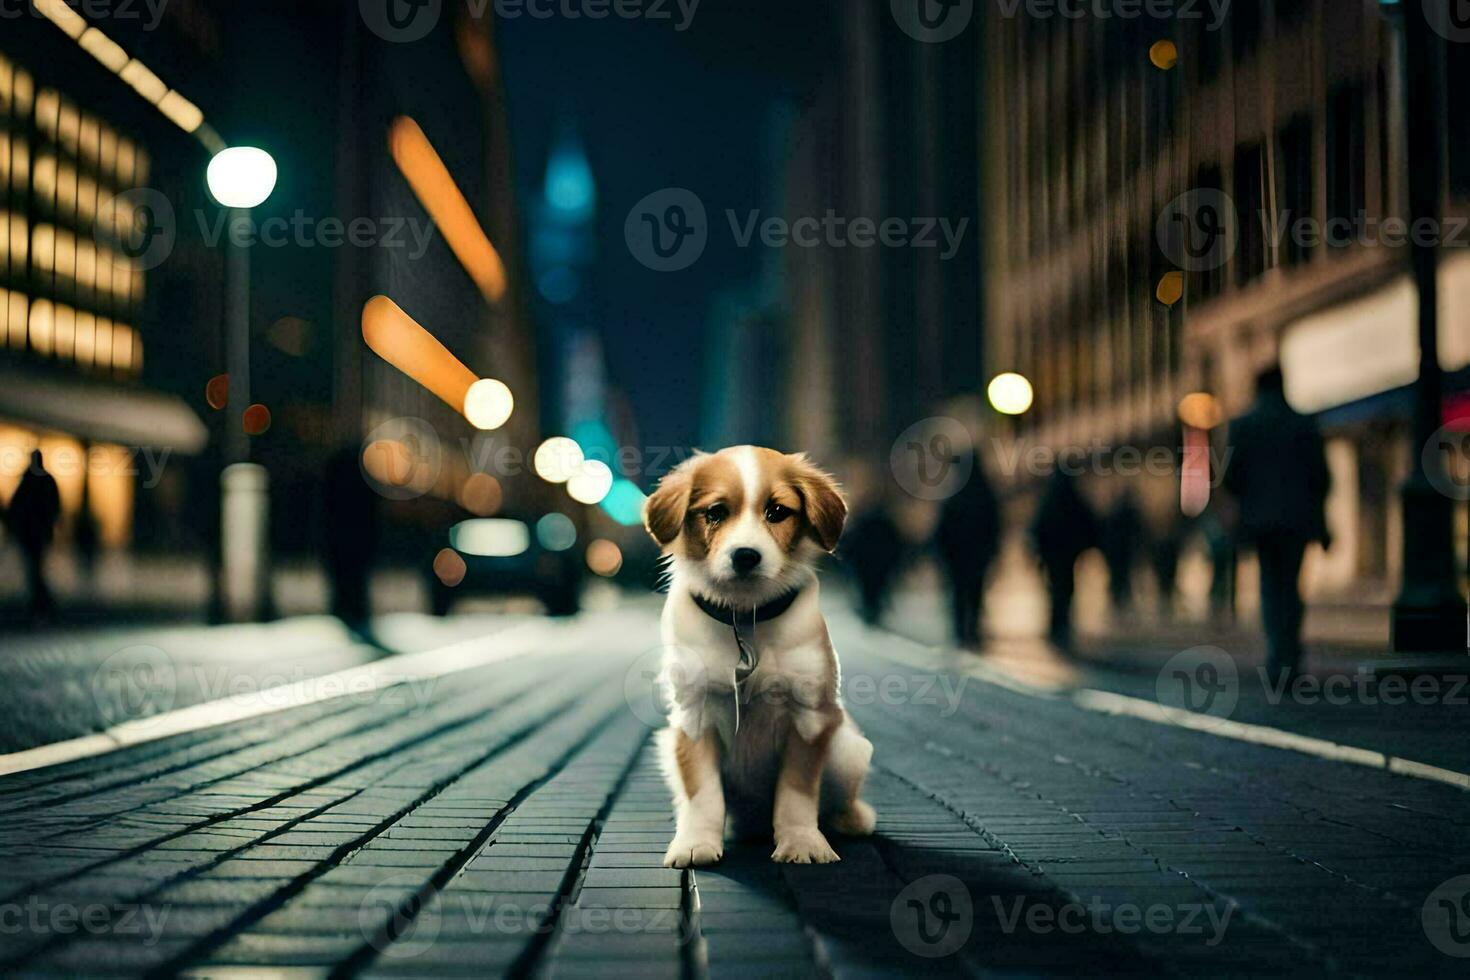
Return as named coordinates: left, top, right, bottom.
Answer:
left=0, top=608, right=1466, bottom=977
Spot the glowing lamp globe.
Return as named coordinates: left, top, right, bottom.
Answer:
left=464, top=378, right=514, bottom=430
left=206, top=147, right=278, bottom=209
left=567, top=459, right=614, bottom=505
left=534, top=437, right=584, bottom=483
left=987, top=372, right=1034, bottom=416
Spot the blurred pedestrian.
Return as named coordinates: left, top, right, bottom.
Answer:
left=935, top=466, right=1001, bottom=647
left=74, top=504, right=100, bottom=584
left=1151, top=510, right=1185, bottom=621
left=1197, top=502, right=1237, bottom=624
left=1223, top=366, right=1330, bottom=681
left=1100, top=487, right=1146, bottom=615
left=844, top=500, right=905, bottom=626
left=7, top=449, right=62, bottom=622
left=324, top=445, right=378, bottom=635
left=1029, top=468, right=1099, bottom=652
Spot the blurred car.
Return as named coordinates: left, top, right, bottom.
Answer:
left=427, top=517, right=582, bottom=616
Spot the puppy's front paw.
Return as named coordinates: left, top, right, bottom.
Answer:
left=663, top=835, right=723, bottom=868
left=772, top=828, right=839, bottom=864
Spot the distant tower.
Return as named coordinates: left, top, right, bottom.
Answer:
left=529, top=121, right=604, bottom=438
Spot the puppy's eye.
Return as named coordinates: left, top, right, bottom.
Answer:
left=704, top=504, right=729, bottom=525
left=765, top=503, right=793, bottom=524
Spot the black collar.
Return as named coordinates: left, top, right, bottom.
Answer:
left=689, top=588, right=801, bottom=626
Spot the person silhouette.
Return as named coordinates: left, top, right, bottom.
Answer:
left=7, top=449, right=62, bottom=622
left=935, top=464, right=1001, bottom=647
left=1223, top=366, right=1330, bottom=681
left=844, top=498, right=905, bottom=626
left=1029, top=468, right=1099, bottom=652
left=1100, top=487, right=1146, bottom=616
left=324, top=444, right=378, bottom=634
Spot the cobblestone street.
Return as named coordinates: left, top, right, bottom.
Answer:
left=1, top=608, right=1467, bottom=977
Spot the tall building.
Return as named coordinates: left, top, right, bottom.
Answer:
left=982, top=0, right=1470, bottom=599
left=779, top=6, right=983, bottom=463
left=0, top=4, right=218, bottom=558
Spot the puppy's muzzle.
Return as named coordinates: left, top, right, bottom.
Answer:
left=730, top=547, right=762, bottom=576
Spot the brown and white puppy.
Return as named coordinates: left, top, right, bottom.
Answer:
left=643, top=446, right=876, bottom=866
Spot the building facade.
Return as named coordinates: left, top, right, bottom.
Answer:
left=982, top=0, right=1470, bottom=602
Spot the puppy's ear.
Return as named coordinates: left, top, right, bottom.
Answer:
left=643, top=457, right=697, bottom=547
left=787, top=454, right=847, bottom=552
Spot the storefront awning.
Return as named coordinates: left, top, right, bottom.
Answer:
left=0, top=362, right=208, bottom=454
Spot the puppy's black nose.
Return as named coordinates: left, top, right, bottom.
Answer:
left=731, top=548, right=762, bottom=574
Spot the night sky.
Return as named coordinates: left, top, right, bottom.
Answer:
left=496, top=3, right=836, bottom=456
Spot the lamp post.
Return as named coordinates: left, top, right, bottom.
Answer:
left=1390, top=2, right=1466, bottom=655
left=207, top=146, right=278, bottom=622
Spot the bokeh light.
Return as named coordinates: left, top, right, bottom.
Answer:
left=987, top=372, right=1034, bottom=416
left=389, top=116, right=507, bottom=305
left=458, top=473, right=503, bottom=515
left=1156, top=271, right=1184, bottom=306
left=536, top=512, right=577, bottom=552
left=450, top=518, right=530, bottom=557
left=534, top=437, right=584, bottom=483
left=464, top=378, right=514, bottom=430
left=1149, top=40, right=1178, bottom=70
left=585, top=538, right=623, bottom=577
left=206, top=146, right=277, bottom=209
left=361, top=295, right=478, bottom=414
left=567, top=459, right=614, bottom=504
left=242, top=403, right=271, bottom=435
left=433, top=547, right=467, bottom=587
left=206, top=373, right=228, bottom=410
left=1177, top=392, right=1224, bottom=430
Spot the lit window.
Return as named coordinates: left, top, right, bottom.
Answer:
left=29, top=300, right=54, bottom=355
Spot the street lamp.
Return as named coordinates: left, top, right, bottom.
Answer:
left=208, top=146, right=277, bottom=623
left=987, top=372, right=1034, bottom=416
left=207, top=147, right=278, bottom=209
